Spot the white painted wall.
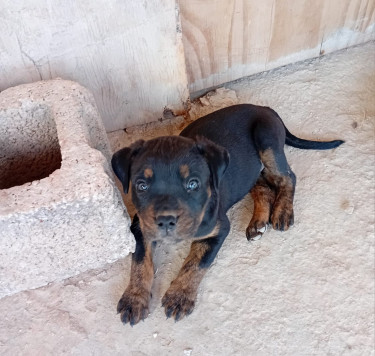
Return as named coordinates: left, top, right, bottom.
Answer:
left=0, top=0, right=374, bottom=131
left=0, top=0, right=189, bottom=132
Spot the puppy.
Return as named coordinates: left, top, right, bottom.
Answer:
left=112, top=104, right=343, bottom=325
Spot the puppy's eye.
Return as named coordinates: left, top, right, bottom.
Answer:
left=186, top=178, right=200, bottom=191
left=136, top=180, right=149, bottom=192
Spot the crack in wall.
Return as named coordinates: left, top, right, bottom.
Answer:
left=16, top=35, right=43, bottom=81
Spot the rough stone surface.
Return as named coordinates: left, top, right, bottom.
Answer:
left=0, top=43, right=374, bottom=355
left=0, top=102, right=62, bottom=189
left=0, top=79, right=133, bottom=298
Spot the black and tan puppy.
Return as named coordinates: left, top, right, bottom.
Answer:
left=112, top=104, right=343, bottom=325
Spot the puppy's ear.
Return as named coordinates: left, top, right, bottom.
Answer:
left=111, top=140, right=144, bottom=194
left=195, top=136, right=229, bottom=190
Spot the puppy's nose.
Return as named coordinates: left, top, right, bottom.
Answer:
left=156, top=215, right=177, bottom=233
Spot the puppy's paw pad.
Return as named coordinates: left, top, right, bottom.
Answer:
left=162, top=289, right=195, bottom=321
left=117, top=290, right=150, bottom=326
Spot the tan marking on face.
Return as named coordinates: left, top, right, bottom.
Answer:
left=138, top=205, right=157, bottom=241
left=179, top=164, right=190, bottom=179
left=138, top=194, right=211, bottom=241
left=139, top=202, right=194, bottom=241
left=144, top=168, right=153, bottom=178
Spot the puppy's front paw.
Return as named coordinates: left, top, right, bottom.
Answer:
left=117, top=289, right=150, bottom=326
left=162, top=285, right=195, bottom=321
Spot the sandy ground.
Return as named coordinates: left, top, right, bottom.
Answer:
left=1, top=42, right=374, bottom=356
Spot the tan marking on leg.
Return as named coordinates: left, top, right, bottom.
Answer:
left=162, top=223, right=220, bottom=320
left=259, top=149, right=281, bottom=185
left=138, top=205, right=157, bottom=238
left=259, top=149, right=295, bottom=231
left=117, top=241, right=154, bottom=325
left=179, top=164, right=190, bottom=179
left=271, top=176, right=295, bottom=230
left=128, top=242, right=154, bottom=292
left=246, top=177, right=275, bottom=240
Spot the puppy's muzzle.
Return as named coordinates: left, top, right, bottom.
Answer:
left=152, top=195, right=180, bottom=237
left=156, top=214, right=178, bottom=236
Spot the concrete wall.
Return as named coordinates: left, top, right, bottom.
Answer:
left=0, top=0, right=374, bottom=130
left=0, top=0, right=189, bottom=132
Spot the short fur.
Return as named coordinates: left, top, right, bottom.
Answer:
left=112, top=104, right=343, bottom=325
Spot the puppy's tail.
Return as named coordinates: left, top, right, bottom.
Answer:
left=268, top=107, right=345, bottom=150
left=284, top=126, right=344, bottom=150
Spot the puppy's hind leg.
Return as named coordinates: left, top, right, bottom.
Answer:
left=253, top=118, right=296, bottom=231
left=260, top=149, right=296, bottom=231
left=246, top=174, right=276, bottom=240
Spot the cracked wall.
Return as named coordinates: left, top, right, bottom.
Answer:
left=0, top=0, right=189, bottom=132
left=0, top=0, right=374, bottom=132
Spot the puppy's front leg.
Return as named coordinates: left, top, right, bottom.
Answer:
left=117, top=215, right=154, bottom=326
left=162, top=218, right=230, bottom=321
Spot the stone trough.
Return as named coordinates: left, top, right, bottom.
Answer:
left=0, top=79, right=134, bottom=298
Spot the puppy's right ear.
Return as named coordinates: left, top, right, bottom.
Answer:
left=111, top=140, right=144, bottom=194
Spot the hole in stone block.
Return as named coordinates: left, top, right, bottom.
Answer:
left=0, top=103, right=62, bottom=190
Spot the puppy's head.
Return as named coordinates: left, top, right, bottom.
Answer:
left=112, top=136, right=229, bottom=241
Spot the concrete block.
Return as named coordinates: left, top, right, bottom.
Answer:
left=0, top=79, right=134, bottom=298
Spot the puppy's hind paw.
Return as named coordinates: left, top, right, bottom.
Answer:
left=271, top=208, right=294, bottom=231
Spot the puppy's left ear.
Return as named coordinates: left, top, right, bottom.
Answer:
left=111, top=140, right=144, bottom=194
left=195, top=136, right=229, bottom=190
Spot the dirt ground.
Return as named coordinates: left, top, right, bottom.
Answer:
left=1, top=41, right=374, bottom=356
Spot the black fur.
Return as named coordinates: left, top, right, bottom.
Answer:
left=130, top=215, right=145, bottom=264
left=180, top=104, right=343, bottom=210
